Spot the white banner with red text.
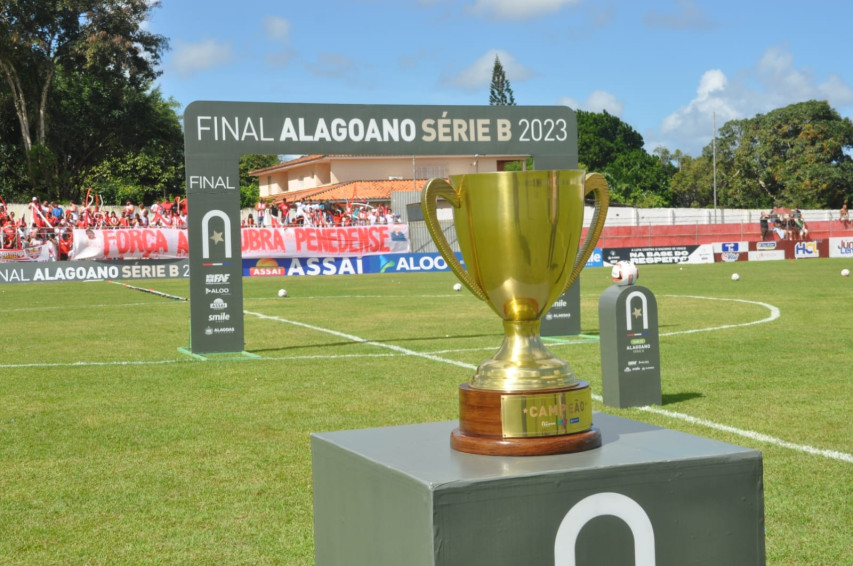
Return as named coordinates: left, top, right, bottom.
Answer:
left=0, top=244, right=53, bottom=262
left=69, top=225, right=410, bottom=261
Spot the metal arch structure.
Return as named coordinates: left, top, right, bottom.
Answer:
left=183, top=102, right=578, bottom=354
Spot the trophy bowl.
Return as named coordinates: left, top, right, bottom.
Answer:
left=422, top=170, right=609, bottom=456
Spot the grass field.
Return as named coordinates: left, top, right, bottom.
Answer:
left=1, top=258, right=851, bottom=565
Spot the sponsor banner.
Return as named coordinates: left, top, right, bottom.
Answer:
left=68, top=225, right=410, bottom=261
left=241, top=225, right=410, bottom=258
left=829, top=237, right=853, bottom=258
left=71, top=228, right=189, bottom=260
left=585, top=248, right=604, bottom=268
left=0, top=244, right=52, bottom=262
left=713, top=242, right=748, bottom=253
left=0, top=259, right=189, bottom=284
left=244, top=252, right=459, bottom=277
left=748, top=250, right=785, bottom=262
left=369, top=252, right=454, bottom=273
left=755, top=241, right=777, bottom=251
left=243, top=257, right=365, bottom=277
left=717, top=251, right=745, bottom=263
left=794, top=241, right=820, bottom=259
left=604, top=245, right=714, bottom=265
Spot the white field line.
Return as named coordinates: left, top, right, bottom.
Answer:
left=243, top=310, right=476, bottom=370
left=630, top=398, right=853, bottom=464
left=241, top=306, right=852, bottom=465
left=659, top=295, right=781, bottom=336
left=5, top=294, right=850, bottom=463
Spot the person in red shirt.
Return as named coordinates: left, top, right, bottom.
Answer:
left=30, top=198, right=46, bottom=228
left=2, top=219, right=16, bottom=249
left=58, top=227, right=72, bottom=260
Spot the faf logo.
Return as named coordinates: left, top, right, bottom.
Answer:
left=205, top=273, right=230, bottom=285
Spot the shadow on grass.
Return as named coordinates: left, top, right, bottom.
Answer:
left=661, top=392, right=704, bottom=405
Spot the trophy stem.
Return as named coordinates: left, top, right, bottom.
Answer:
left=471, top=320, right=577, bottom=392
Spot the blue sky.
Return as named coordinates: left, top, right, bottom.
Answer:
left=146, top=0, right=853, bottom=157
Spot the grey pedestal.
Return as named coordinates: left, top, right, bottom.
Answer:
left=599, top=284, right=662, bottom=408
left=312, top=413, right=765, bottom=566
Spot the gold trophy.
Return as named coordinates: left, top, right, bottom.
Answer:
left=422, top=170, right=609, bottom=456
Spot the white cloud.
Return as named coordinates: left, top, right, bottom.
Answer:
left=558, top=90, right=624, bottom=116
left=444, top=49, right=534, bottom=91
left=263, top=16, right=291, bottom=42
left=585, top=90, right=624, bottom=115
left=468, top=0, right=583, bottom=19
left=659, top=69, right=738, bottom=153
left=171, top=39, right=234, bottom=78
left=657, top=46, right=853, bottom=155
left=819, top=74, right=853, bottom=105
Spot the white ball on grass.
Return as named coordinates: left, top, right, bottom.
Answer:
left=453, top=283, right=462, bottom=292
left=610, top=261, right=639, bottom=286
left=731, top=273, right=740, bottom=281
left=278, top=288, right=287, bottom=297
left=842, top=269, right=850, bottom=277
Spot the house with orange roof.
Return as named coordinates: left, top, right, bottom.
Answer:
left=249, top=154, right=530, bottom=209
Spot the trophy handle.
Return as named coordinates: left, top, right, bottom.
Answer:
left=562, top=172, right=610, bottom=295
left=421, top=178, right=489, bottom=302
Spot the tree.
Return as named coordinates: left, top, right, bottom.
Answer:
left=83, top=90, right=185, bottom=205
left=577, top=110, right=674, bottom=206
left=713, top=100, right=853, bottom=208
left=604, top=149, right=673, bottom=207
left=488, top=55, right=515, bottom=106
left=653, top=145, right=685, bottom=171
left=239, top=155, right=279, bottom=208
left=0, top=1, right=168, bottom=196
left=668, top=155, right=716, bottom=207
left=577, top=110, right=645, bottom=171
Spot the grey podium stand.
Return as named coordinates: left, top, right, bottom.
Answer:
left=312, top=414, right=765, bottom=566
left=541, top=281, right=580, bottom=336
left=599, top=284, right=662, bottom=408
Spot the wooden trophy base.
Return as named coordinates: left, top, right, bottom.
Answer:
left=450, top=382, right=602, bottom=457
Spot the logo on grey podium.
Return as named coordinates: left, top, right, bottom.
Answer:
left=555, top=492, right=656, bottom=566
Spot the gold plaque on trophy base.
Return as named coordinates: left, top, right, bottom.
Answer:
left=450, top=382, right=601, bottom=456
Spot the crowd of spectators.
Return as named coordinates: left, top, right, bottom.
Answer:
left=3, top=195, right=400, bottom=257
left=0, top=196, right=188, bottom=258
left=243, top=199, right=399, bottom=228
left=759, top=207, right=809, bottom=241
